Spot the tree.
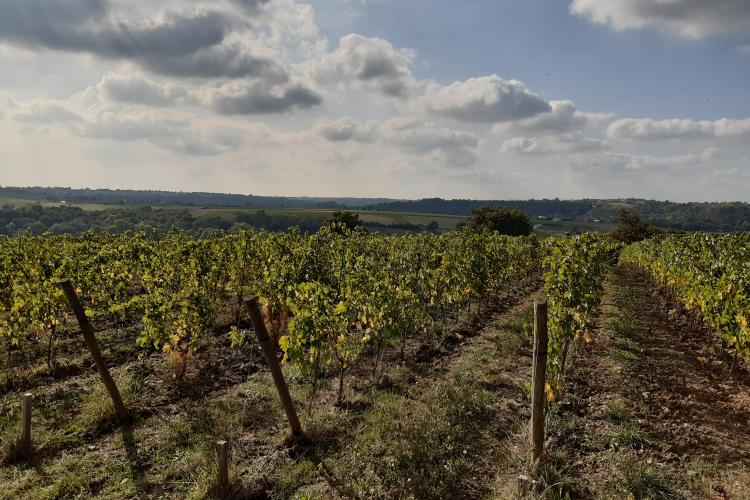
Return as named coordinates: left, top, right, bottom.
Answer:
left=464, top=206, right=532, bottom=236
left=610, top=208, right=659, bottom=243
left=324, top=211, right=363, bottom=233
left=426, top=221, right=440, bottom=232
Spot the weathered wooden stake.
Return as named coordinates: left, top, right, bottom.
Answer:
left=60, top=280, right=128, bottom=423
left=245, top=296, right=304, bottom=438
left=21, top=393, right=32, bottom=449
left=216, top=440, right=229, bottom=490
left=530, top=298, right=548, bottom=463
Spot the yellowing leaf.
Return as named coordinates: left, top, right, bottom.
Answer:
left=334, top=301, right=346, bottom=314
left=544, top=383, right=556, bottom=402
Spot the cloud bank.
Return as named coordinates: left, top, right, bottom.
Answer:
left=0, top=0, right=747, bottom=201
left=570, top=0, right=750, bottom=39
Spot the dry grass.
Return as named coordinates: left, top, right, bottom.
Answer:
left=79, top=367, right=141, bottom=431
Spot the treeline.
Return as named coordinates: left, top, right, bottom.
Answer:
left=622, top=200, right=750, bottom=232
left=1, top=205, right=199, bottom=236
left=0, top=205, right=433, bottom=236
left=371, top=197, right=750, bottom=232
left=367, top=198, right=594, bottom=219
left=0, top=186, right=391, bottom=209
left=0, top=205, right=326, bottom=236
left=4, top=186, right=749, bottom=232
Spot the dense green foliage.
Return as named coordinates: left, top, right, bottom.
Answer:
left=9, top=224, right=743, bottom=411
left=621, top=233, right=750, bottom=361
left=463, top=206, right=533, bottom=236
left=368, top=197, right=594, bottom=219
left=324, top=211, right=363, bottom=233
left=0, top=230, right=543, bottom=394
left=0, top=186, right=596, bottom=218
left=5, top=186, right=750, bottom=233
left=375, top=198, right=750, bottom=232
left=0, top=186, right=385, bottom=209
left=610, top=208, right=662, bottom=244
left=0, top=205, right=330, bottom=236
left=542, top=234, right=621, bottom=392
left=0, top=205, right=434, bottom=237
left=586, top=199, right=750, bottom=232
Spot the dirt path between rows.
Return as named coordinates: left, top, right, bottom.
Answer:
left=297, top=289, right=544, bottom=499
left=1, top=281, right=544, bottom=499
left=550, top=265, right=750, bottom=499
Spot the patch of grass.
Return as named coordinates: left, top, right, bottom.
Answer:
left=536, top=448, right=582, bottom=499
left=328, top=373, right=493, bottom=498
left=160, top=416, right=199, bottom=455
left=460, top=345, right=495, bottom=367
left=611, top=348, right=640, bottom=365
left=79, top=368, right=142, bottom=433
left=616, top=456, right=680, bottom=499
left=683, top=459, right=717, bottom=494
left=302, top=403, right=350, bottom=443
left=719, top=464, right=750, bottom=499
left=28, top=455, right=106, bottom=500
left=237, top=382, right=280, bottom=429
left=0, top=412, right=26, bottom=464
left=611, top=423, right=651, bottom=449
left=602, top=401, right=632, bottom=424
left=609, top=314, right=645, bottom=340
left=615, top=335, right=643, bottom=353
left=269, top=459, right=319, bottom=500
left=185, top=459, right=243, bottom=500
left=496, top=306, right=534, bottom=338
left=42, top=471, right=91, bottom=500
left=549, top=413, right=606, bottom=453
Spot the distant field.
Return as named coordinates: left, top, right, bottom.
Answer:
left=1, top=194, right=464, bottom=230
left=194, top=207, right=466, bottom=230
left=2, top=194, right=614, bottom=234
left=534, top=219, right=614, bottom=236
left=0, top=195, right=119, bottom=212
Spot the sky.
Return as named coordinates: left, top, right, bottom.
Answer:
left=0, top=0, right=749, bottom=202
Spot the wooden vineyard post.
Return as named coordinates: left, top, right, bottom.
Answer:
left=21, top=393, right=32, bottom=449
left=216, top=440, right=229, bottom=490
left=245, top=296, right=304, bottom=439
left=530, top=298, right=548, bottom=463
left=59, top=280, right=128, bottom=423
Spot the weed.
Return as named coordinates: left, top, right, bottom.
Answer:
left=602, top=401, right=632, bottom=424
left=611, top=423, right=651, bottom=449
left=328, top=373, right=492, bottom=498
left=617, top=456, right=680, bottom=499
left=79, top=368, right=141, bottom=432
left=536, top=448, right=581, bottom=499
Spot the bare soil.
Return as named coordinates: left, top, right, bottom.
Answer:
left=549, top=265, right=750, bottom=498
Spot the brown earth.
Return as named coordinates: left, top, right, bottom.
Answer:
left=548, top=265, right=750, bottom=499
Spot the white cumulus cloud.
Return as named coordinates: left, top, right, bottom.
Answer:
left=501, top=132, right=607, bottom=155
left=570, top=0, right=750, bottom=39
left=493, top=100, right=614, bottom=136
left=421, top=75, right=550, bottom=123
left=313, top=117, right=379, bottom=143
left=312, top=34, right=419, bottom=98
left=608, top=117, right=750, bottom=141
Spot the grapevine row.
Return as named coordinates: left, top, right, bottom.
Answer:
left=0, top=229, right=542, bottom=397
left=542, top=234, right=621, bottom=394
left=620, top=233, right=750, bottom=363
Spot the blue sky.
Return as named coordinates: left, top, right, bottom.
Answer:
left=1, top=0, right=749, bottom=201
left=311, top=0, right=750, bottom=119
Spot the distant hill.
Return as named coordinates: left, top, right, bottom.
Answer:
left=367, top=197, right=750, bottom=232
left=366, top=198, right=594, bottom=219
left=584, top=199, right=750, bottom=232
left=0, top=186, right=397, bottom=209
left=2, top=186, right=749, bottom=232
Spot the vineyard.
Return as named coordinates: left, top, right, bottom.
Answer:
left=620, top=233, right=750, bottom=364
left=0, top=229, right=748, bottom=498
